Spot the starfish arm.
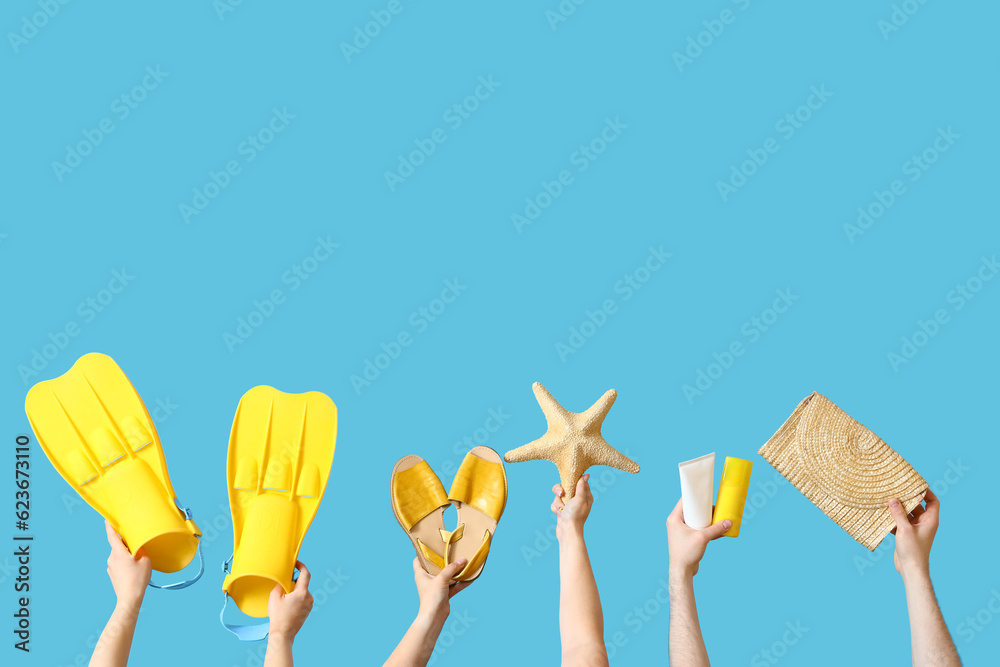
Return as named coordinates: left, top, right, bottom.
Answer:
left=579, top=388, right=617, bottom=431
left=503, top=438, right=553, bottom=463
left=588, top=438, right=641, bottom=473
left=532, top=382, right=570, bottom=429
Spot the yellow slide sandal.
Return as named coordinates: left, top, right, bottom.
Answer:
left=446, top=446, right=507, bottom=583
left=391, top=455, right=452, bottom=575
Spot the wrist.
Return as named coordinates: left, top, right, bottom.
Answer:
left=668, top=561, right=697, bottom=583
left=556, top=522, right=584, bottom=542
left=417, top=602, right=449, bottom=626
left=114, top=596, right=143, bottom=617
left=899, top=562, right=931, bottom=585
left=267, top=630, right=294, bottom=648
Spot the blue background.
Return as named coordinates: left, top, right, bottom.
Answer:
left=3, top=1, right=997, bottom=665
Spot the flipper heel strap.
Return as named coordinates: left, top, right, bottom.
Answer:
left=148, top=498, right=204, bottom=590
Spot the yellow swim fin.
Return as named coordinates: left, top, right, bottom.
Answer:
left=24, top=353, right=203, bottom=586
left=221, top=386, right=337, bottom=637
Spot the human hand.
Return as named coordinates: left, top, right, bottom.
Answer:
left=665, top=498, right=731, bottom=580
left=889, top=489, right=940, bottom=580
left=103, top=519, right=152, bottom=610
left=413, top=557, right=470, bottom=622
left=551, top=474, right=593, bottom=539
left=267, top=561, right=315, bottom=644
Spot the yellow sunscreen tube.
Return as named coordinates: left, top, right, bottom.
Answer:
left=712, top=457, right=753, bottom=537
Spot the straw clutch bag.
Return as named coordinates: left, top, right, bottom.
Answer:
left=759, top=392, right=927, bottom=551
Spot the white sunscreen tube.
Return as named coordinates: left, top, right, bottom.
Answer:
left=678, top=453, right=715, bottom=529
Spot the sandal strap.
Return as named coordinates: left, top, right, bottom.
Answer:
left=394, top=460, right=449, bottom=530
left=449, top=455, right=505, bottom=521
left=439, top=524, right=465, bottom=567
left=455, top=529, right=492, bottom=581
left=416, top=537, right=446, bottom=570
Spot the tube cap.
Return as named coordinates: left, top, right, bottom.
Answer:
left=720, top=457, right=752, bottom=488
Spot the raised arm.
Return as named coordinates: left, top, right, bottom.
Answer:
left=89, top=520, right=152, bottom=667
left=383, top=558, right=470, bottom=667
left=665, top=499, right=731, bottom=667
left=888, top=490, right=961, bottom=667
left=552, top=474, right=608, bottom=667
left=264, top=561, right=315, bottom=667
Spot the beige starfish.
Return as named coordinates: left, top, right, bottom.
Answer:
left=504, top=382, right=639, bottom=498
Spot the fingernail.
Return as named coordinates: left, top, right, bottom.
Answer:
left=890, top=499, right=900, bottom=509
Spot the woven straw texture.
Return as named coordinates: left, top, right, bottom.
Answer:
left=758, top=392, right=927, bottom=551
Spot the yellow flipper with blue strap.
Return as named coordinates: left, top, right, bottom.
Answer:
left=222, top=386, right=337, bottom=630
left=24, top=353, right=203, bottom=584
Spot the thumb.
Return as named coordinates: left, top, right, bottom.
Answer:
left=703, top=519, right=732, bottom=541
left=104, top=519, right=125, bottom=552
left=437, top=558, right=468, bottom=582
left=888, top=498, right=910, bottom=529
